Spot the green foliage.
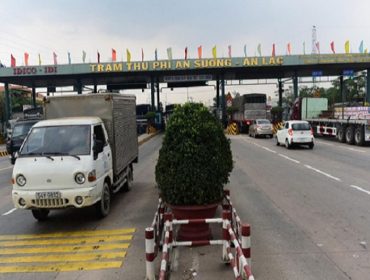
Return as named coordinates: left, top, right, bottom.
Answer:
left=145, top=111, right=156, bottom=120
left=155, top=103, right=233, bottom=205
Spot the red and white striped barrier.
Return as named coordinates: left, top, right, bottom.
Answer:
left=316, top=125, right=336, bottom=136
left=146, top=191, right=254, bottom=280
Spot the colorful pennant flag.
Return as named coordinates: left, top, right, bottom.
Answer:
left=82, top=51, right=86, bottom=63
left=38, top=53, right=42, bottom=65
left=167, top=47, right=172, bottom=60
left=155, top=48, right=158, bottom=61
left=228, top=45, right=232, bottom=58
left=287, top=43, right=291, bottom=55
left=10, top=54, right=16, bottom=67
left=53, top=52, right=58, bottom=65
left=198, top=46, right=202, bottom=59
left=365, top=48, right=368, bottom=54
left=68, top=52, right=71, bottom=64
left=257, top=44, right=261, bottom=56
left=141, top=48, right=144, bottom=62
left=24, top=52, right=29, bottom=66
left=112, top=48, right=117, bottom=62
left=330, top=41, right=335, bottom=54
left=244, top=44, right=247, bottom=57
left=303, top=41, right=306, bottom=55
left=212, top=46, right=217, bottom=59
left=345, top=40, right=350, bottom=54
left=272, top=44, right=276, bottom=57
left=315, top=42, right=320, bottom=54
left=126, top=49, right=131, bottom=63
left=359, top=40, right=364, bottom=53
left=185, top=47, right=188, bottom=60
left=97, top=51, right=100, bottom=63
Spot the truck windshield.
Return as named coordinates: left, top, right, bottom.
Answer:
left=12, top=122, right=36, bottom=138
left=20, top=125, right=91, bottom=156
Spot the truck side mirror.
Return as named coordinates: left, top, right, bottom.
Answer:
left=93, top=140, right=104, bottom=160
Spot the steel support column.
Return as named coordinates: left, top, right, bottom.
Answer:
left=32, top=86, right=36, bottom=107
left=216, top=78, right=220, bottom=108
left=156, top=79, right=160, bottom=112
left=221, top=76, right=226, bottom=127
left=150, top=77, right=155, bottom=111
left=340, top=75, right=345, bottom=119
left=293, top=75, right=298, bottom=99
left=278, top=79, right=283, bottom=108
left=94, top=84, right=98, bottom=93
left=4, top=83, right=10, bottom=124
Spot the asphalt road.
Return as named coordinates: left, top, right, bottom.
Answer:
left=0, top=135, right=368, bottom=279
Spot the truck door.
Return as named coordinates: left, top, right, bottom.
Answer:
left=93, top=125, right=112, bottom=180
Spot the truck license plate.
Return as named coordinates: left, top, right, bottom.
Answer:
left=36, top=192, right=61, bottom=199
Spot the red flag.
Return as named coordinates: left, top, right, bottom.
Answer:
left=316, top=42, right=320, bottom=54
left=228, top=45, right=232, bottom=58
left=287, top=43, right=291, bottom=55
left=185, top=47, right=188, bottom=60
left=10, top=54, right=16, bottom=67
left=141, top=48, right=144, bottom=62
left=97, top=51, right=100, bottom=63
left=330, top=41, right=335, bottom=54
left=53, top=52, right=57, bottom=65
left=272, top=44, right=276, bottom=57
left=24, top=52, right=29, bottom=66
left=112, top=48, right=116, bottom=62
left=197, top=46, right=202, bottom=59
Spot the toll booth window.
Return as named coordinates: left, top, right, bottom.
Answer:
left=94, top=125, right=106, bottom=146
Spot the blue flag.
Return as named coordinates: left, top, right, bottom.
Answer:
left=244, top=44, right=247, bottom=57
left=68, top=52, right=71, bottom=64
left=155, top=48, right=158, bottom=61
left=359, top=40, right=364, bottom=53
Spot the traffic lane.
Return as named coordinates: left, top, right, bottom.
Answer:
left=0, top=135, right=163, bottom=280
left=244, top=135, right=370, bottom=199
left=229, top=136, right=370, bottom=279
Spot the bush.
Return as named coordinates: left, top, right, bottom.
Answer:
left=155, top=103, right=233, bottom=205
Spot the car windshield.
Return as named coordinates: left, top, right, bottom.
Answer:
left=292, top=123, right=311, bottom=130
left=20, top=125, right=91, bottom=156
left=257, top=120, right=270, bottom=124
left=12, top=122, right=37, bottom=138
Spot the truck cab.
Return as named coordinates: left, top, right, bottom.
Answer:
left=12, top=117, right=114, bottom=221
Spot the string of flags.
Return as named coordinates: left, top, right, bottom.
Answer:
left=3, top=40, right=369, bottom=67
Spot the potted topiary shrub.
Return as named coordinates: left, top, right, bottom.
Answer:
left=155, top=102, right=233, bottom=240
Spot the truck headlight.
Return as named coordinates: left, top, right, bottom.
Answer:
left=16, top=174, right=27, bottom=186
left=75, top=173, right=85, bottom=184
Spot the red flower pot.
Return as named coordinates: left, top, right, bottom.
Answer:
left=169, top=203, right=219, bottom=242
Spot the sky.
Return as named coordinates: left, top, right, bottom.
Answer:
left=1, top=0, right=370, bottom=105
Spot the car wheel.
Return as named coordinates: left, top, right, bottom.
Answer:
left=285, top=139, right=291, bottom=149
left=122, top=166, right=133, bottom=192
left=276, top=137, right=280, bottom=146
left=308, top=142, right=314, bottom=149
left=96, top=182, right=111, bottom=218
left=32, top=209, right=49, bottom=221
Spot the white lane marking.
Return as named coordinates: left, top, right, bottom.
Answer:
left=350, top=185, right=370, bottom=196
left=262, top=147, right=277, bottom=154
left=315, top=140, right=334, bottom=146
left=0, top=166, right=13, bottom=172
left=345, top=147, right=366, bottom=153
left=2, top=208, right=17, bottom=216
left=304, top=164, right=341, bottom=182
left=278, top=154, right=300, bottom=164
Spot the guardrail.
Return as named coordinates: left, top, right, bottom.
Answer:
left=145, top=190, right=254, bottom=280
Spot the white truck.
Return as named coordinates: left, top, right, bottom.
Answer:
left=12, top=93, right=138, bottom=221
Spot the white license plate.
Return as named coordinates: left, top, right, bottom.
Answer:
left=296, top=138, right=309, bottom=142
left=36, top=192, right=61, bottom=199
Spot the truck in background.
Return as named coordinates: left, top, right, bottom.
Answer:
left=232, top=93, right=268, bottom=133
left=291, top=97, right=370, bottom=146
left=12, top=93, right=138, bottom=221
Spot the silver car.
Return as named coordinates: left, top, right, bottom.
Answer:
left=249, top=119, right=273, bottom=138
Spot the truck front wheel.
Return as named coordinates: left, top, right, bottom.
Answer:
left=122, top=166, right=133, bottom=192
left=32, top=209, right=49, bottom=221
left=96, top=182, right=111, bottom=218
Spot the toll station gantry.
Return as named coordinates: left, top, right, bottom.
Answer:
left=1, top=53, right=370, bottom=125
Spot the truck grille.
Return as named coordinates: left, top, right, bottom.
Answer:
left=32, top=198, right=68, bottom=208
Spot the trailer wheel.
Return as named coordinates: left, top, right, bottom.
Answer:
left=354, top=126, right=365, bottom=146
left=32, top=209, right=49, bottom=221
left=345, top=126, right=355, bottom=145
left=96, top=182, right=111, bottom=218
left=337, top=126, right=346, bottom=143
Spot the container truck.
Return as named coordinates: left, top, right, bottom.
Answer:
left=291, top=97, right=370, bottom=146
left=12, top=93, right=138, bottom=221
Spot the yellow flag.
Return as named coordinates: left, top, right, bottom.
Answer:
left=345, top=40, right=350, bottom=54
left=212, top=46, right=217, bottom=59
left=365, top=48, right=368, bottom=54
left=38, top=54, right=42, bottom=65
left=126, top=49, right=131, bottom=63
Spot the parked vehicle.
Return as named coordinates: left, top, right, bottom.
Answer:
left=12, top=93, right=138, bottom=221
left=291, top=97, right=370, bottom=146
left=232, top=93, right=268, bottom=133
left=276, top=120, right=314, bottom=149
left=249, top=119, right=273, bottom=138
left=6, top=119, right=40, bottom=164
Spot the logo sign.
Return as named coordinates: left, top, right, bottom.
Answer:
left=343, top=69, right=354, bottom=77
left=164, top=75, right=212, bottom=82
left=312, top=70, right=323, bottom=77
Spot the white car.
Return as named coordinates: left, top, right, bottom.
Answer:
left=276, top=120, right=314, bottom=149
